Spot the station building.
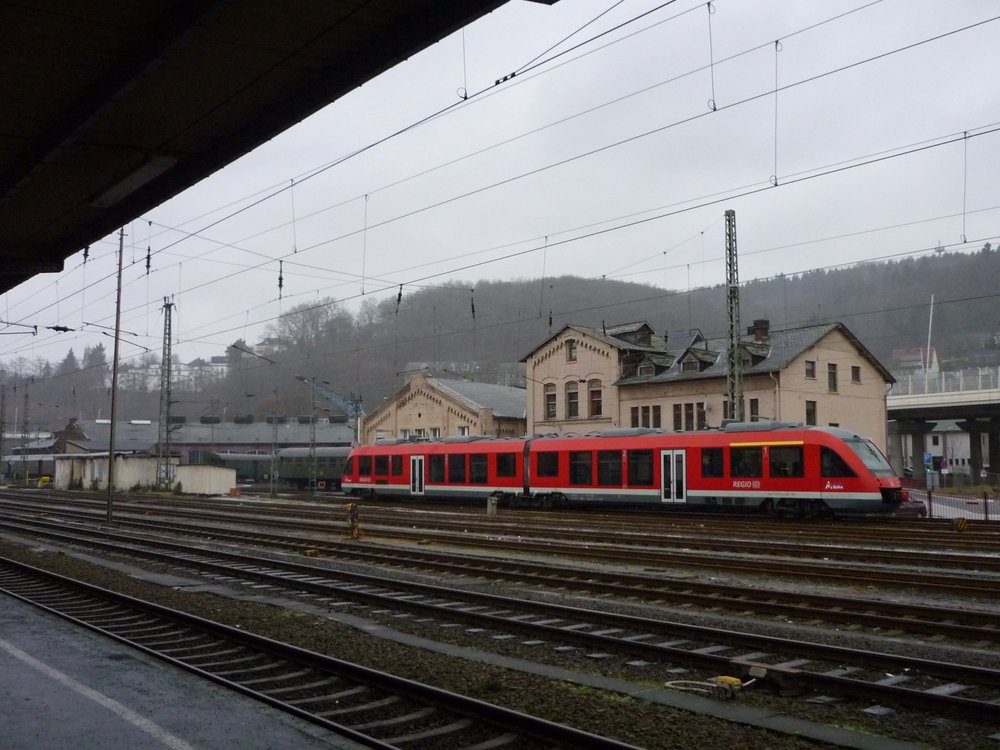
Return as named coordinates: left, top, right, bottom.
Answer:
left=361, top=373, right=526, bottom=443
left=521, top=319, right=894, bottom=451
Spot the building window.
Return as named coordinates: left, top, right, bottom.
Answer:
left=641, top=405, right=650, bottom=427
left=652, top=405, right=661, bottom=428
left=851, top=365, right=861, bottom=383
left=458, top=426, right=469, bottom=436
left=400, top=429, right=410, bottom=439
left=749, top=398, right=759, bottom=422
left=430, top=427, right=441, bottom=438
left=588, top=380, right=602, bottom=417
left=696, top=402, right=706, bottom=429
left=566, top=339, right=577, bottom=361
left=631, top=407, right=639, bottom=428
left=673, top=404, right=682, bottom=431
left=828, top=363, right=838, bottom=392
left=805, top=400, right=817, bottom=425
left=544, top=384, right=556, bottom=420
left=637, top=363, right=654, bottom=377
left=684, top=403, right=694, bottom=431
left=566, top=382, right=579, bottom=419
left=805, top=360, right=816, bottom=379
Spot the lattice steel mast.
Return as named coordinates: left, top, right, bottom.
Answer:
left=725, top=209, right=743, bottom=421
left=157, top=297, right=175, bottom=488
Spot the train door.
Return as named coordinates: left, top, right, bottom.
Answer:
left=660, top=450, right=686, bottom=503
left=410, top=455, right=425, bottom=495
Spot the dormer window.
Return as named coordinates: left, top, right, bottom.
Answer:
left=681, top=359, right=698, bottom=373
left=566, top=339, right=577, bottom=362
left=637, top=363, right=655, bottom=377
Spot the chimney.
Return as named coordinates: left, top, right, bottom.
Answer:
left=747, top=319, right=770, bottom=342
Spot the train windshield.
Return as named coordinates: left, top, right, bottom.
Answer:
left=844, top=438, right=895, bottom=477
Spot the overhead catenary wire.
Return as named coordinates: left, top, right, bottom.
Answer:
left=0, top=5, right=996, bottom=368
left=0, top=0, right=936, bottom=343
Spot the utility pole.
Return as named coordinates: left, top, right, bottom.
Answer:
left=309, top=377, right=317, bottom=497
left=157, top=297, right=175, bottom=489
left=107, top=227, right=125, bottom=524
left=0, top=384, right=5, bottom=481
left=725, top=209, right=744, bottom=422
left=20, top=385, right=28, bottom=485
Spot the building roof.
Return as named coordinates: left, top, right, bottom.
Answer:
left=65, top=419, right=354, bottom=452
left=617, top=322, right=895, bottom=386
left=520, top=322, right=665, bottom=362
left=431, top=378, right=527, bottom=419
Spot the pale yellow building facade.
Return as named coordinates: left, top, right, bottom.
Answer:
left=522, top=320, right=893, bottom=451
left=361, top=373, right=526, bottom=444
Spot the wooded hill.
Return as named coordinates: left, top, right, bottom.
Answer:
left=5, top=244, right=1000, bottom=431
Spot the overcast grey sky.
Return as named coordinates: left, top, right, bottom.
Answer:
left=3, top=0, right=998, bottom=370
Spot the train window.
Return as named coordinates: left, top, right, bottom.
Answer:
left=358, top=455, right=372, bottom=476
left=470, top=454, right=488, bottom=484
left=569, top=451, right=592, bottom=485
left=448, top=454, right=467, bottom=483
left=844, top=438, right=895, bottom=477
left=496, top=453, right=517, bottom=477
left=769, top=445, right=803, bottom=478
left=536, top=452, right=559, bottom=477
left=375, top=455, right=389, bottom=475
left=821, top=446, right=857, bottom=478
left=391, top=455, right=403, bottom=475
left=343, top=457, right=353, bottom=475
left=701, top=448, right=724, bottom=478
left=730, top=447, right=762, bottom=478
left=597, top=450, right=621, bottom=485
left=626, top=450, right=654, bottom=486
left=428, top=455, right=445, bottom=482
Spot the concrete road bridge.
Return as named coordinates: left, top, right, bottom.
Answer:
left=887, top=367, right=1000, bottom=479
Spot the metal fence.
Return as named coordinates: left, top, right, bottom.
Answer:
left=890, top=367, right=1000, bottom=396
left=906, top=488, right=999, bottom=521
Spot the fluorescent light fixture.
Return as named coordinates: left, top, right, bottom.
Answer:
left=92, top=154, right=178, bottom=208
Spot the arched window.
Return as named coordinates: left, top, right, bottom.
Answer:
left=566, top=339, right=577, bottom=361
left=565, top=381, right=579, bottom=418
left=544, top=383, right=557, bottom=420
left=588, top=379, right=602, bottom=417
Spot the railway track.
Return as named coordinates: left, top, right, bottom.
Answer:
left=0, top=555, right=641, bottom=750
left=2, top=517, right=999, bottom=725
left=9, top=490, right=1000, bottom=567
left=2, top=496, right=997, bottom=598
left=2, top=512, right=998, bottom=644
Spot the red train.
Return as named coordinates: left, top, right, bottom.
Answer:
left=341, top=421, right=907, bottom=516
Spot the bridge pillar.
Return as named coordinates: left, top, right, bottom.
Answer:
left=890, top=419, right=935, bottom=477
left=989, top=418, right=1000, bottom=480
left=956, top=418, right=1000, bottom=480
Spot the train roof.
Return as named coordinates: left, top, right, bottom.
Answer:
left=276, top=446, right=352, bottom=458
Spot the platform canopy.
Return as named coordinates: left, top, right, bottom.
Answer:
left=0, top=0, right=556, bottom=294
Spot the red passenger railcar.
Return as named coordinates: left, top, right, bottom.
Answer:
left=341, top=422, right=906, bottom=517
